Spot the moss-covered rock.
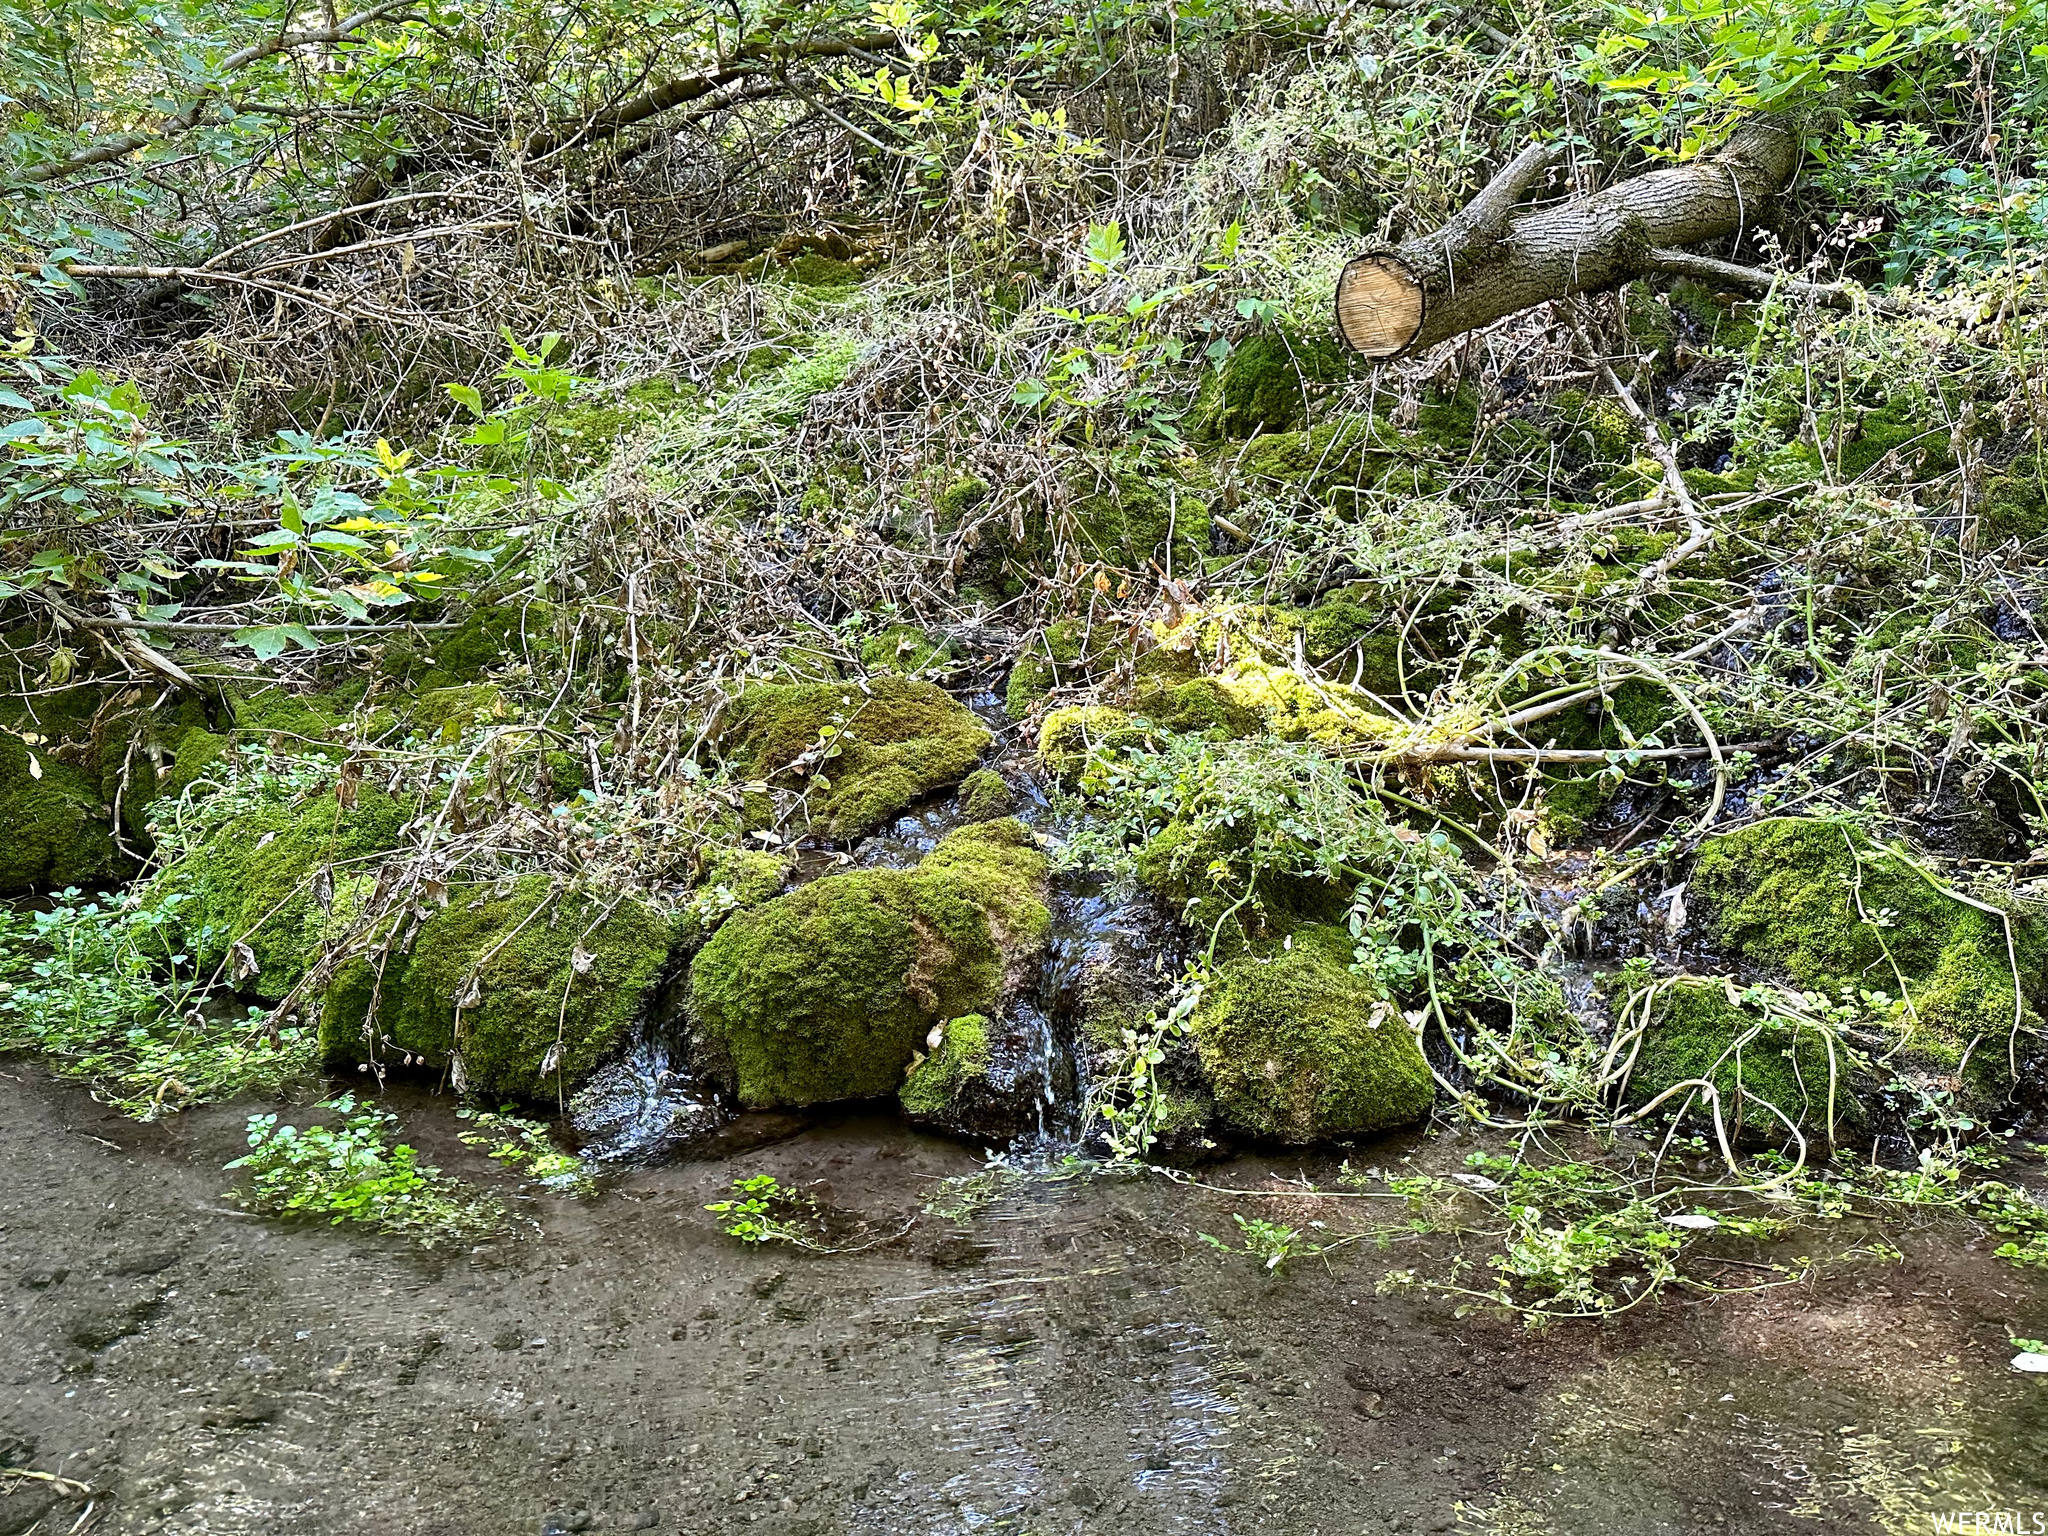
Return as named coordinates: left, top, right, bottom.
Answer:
left=720, top=676, right=991, bottom=839
left=321, top=876, right=672, bottom=1100
left=958, top=768, right=1014, bottom=822
left=1622, top=975, right=1867, bottom=1140
left=1688, top=817, right=2046, bottom=1109
left=1196, top=331, right=1350, bottom=439
left=859, top=624, right=953, bottom=677
left=0, top=733, right=132, bottom=894
left=1131, top=676, right=1262, bottom=738
left=1135, top=817, right=1350, bottom=963
left=1188, top=932, right=1435, bottom=1143
left=1004, top=619, right=1088, bottom=715
left=1212, top=661, right=1403, bottom=746
left=1070, top=465, right=1210, bottom=571
left=899, top=1013, right=992, bottom=1121
left=1981, top=453, right=2048, bottom=545
left=689, top=819, right=1050, bottom=1109
left=406, top=683, right=506, bottom=741
left=676, top=846, right=789, bottom=948
left=147, top=788, right=412, bottom=1000
left=1035, top=705, right=1155, bottom=783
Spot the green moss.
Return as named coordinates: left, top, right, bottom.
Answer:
left=1196, top=331, right=1349, bottom=439
left=426, top=602, right=557, bottom=685
left=860, top=624, right=953, bottom=677
left=1188, top=935, right=1435, bottom=1143
left=1036, top=705, right=1154, bottom=783
left=320, top=876, right=672, bottom=1100
left=675, top=846, right=789, bottom=948
left=0, top=733, right=131, bottom=894
left=1004, top=619, right=1089, bottom=715
left=231, top=685, right=345, bottom=746
left=1136, top=818, right=1350, bottom=962
left=1132, top=676, right=1262, bottom=737
left=1551, top=389, right=1636, bottom=466
left=1625, top=976, right=1865, bottom=1139
left=1980, top=453, right=2048, bottom=544
left=689, top=819, right=1050, bottom=1108
left=1690, top=817, right=2046, bottom=1106
left=406, top=683, right=505, bottom=740
left=151, top=727, right=232, bottom=809
left=1070, top=466, right=1210, bottom=571
left=1214, top=661, right=1402, bottom=746
left=899, top=1013, right=992, bottom=1120
left=147, top=789, right=411, bottom=1000
left=722, top=677, right=991, bottom=839
left=783, top=253, right=865, bottom=288
left=1538, top=771, right=1618, bottom=842
left=934, top=474, right=991, bottom=527
left=958, top=768, right=1014, bottom=822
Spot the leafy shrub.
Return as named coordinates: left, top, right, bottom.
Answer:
left=0, top=889, right=313, bottom=1117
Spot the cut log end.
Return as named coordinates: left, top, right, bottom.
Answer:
left=1334, top=253, right=1425, bottom=359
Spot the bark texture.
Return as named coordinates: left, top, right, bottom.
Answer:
left=1335, top=117, right=1801, bottom=359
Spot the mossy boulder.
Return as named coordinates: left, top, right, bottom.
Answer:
left=860, top=624, right=953, bottom=677
left=1196, top=331, right=1350, bottom=439
left=720, top=676, right=991, bottom=839
left=689, top=819, right=1050, bottom=1109
left=1036, top=705, right=1157, bottom=783
left=1981, top=453, right=2048, bottom=545
left=1622, top=975, right=1867, bottom=1141
left=321, top=875, right=673, bottom=1100
left=958, top=768, right=1014, bottom=822
left=0, top=734, right=132, bottom=894
left=1070, top=465, right=1210, bottom=571
left=1135, top=816, right=1351, bottom=963
left=1213, top=661, right=1403, bottom=746
left=1188, top=931, right=1435, bottom=1143
left=1005, top=619, right=1089, bottom=715
left=899, top=1013, right=991, bottom=1122
left=1688, top=817, right=2046, bottom=1108
left=405, top=683, right=506, bottom=740
left=146, top=788, right=412, bottom=1000
left=676, top=846, right=789, bottom=947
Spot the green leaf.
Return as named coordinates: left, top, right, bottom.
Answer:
left=444, top=383, right=486, bottom=417
left=232, top=624, right=321, bottom=661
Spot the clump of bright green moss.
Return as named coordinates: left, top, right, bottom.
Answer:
left=860, top=624, right=954, bottom=677
left=321, top=875, right=673, bottom=1099
left=720, top=676, right=991, bottom=839
left=1187, top=928, right=1435, bottom=1143
left=1195, top=331, right=1350, bottom=439
left=0, top=733, right=132, bottom=894
left=1621, top=975, right=1867, bottom=1141
left=958, top=768, right=1014, bottom=822
left=899, top=1013, right=992, bottom=1122
left=1004, top=619, right=1088, bottom=715
left=688, top=818, right=1049, bottom=1109
left=1688, top=817, right=2045, bottom=1107
left=146, top=787, right=412, bottom=999
left=1035, top=705, right=1156, bottom=783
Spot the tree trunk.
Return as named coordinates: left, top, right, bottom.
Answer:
left=1334, top=117, right=1800, bottom=360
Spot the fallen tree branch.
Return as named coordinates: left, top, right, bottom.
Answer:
left=1336, top=116, right=1801, bottom=358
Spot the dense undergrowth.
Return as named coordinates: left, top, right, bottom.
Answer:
left=3, top=0, right=2048, bottom=1283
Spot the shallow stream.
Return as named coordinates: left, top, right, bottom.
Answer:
left=4, top=1057, right=2046, bottom=1536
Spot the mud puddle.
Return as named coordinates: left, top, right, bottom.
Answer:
left=3, top=1065, right=2046, bottom=1536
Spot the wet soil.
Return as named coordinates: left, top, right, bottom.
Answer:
left=3, top=1063, right=2045, bottom=1536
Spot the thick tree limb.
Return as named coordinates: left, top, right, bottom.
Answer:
left=1335, top=116, right=1801, bottom=359
left=15, top=1, right=414, bottom=187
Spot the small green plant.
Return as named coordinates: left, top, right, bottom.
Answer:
left=1198, top=1213, right=1325, bottom=1273
left=456, top=1107, right=592, bottom=1194
left=0, top=889, right=314, bottom=1118
left=226, top=1095, right=501, bottom=1244
left=705, top=1174, right=820, bottom=1246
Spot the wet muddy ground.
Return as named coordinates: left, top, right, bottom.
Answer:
left=3, top=1062, right=2045, bottom=1536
